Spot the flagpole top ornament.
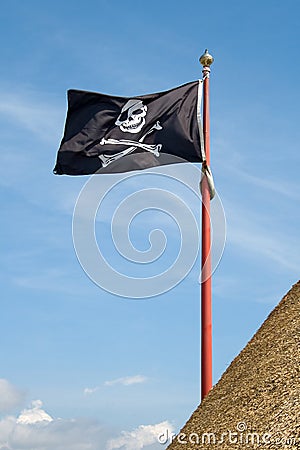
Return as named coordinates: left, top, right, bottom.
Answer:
left=199, top=49, right=214, bottom=67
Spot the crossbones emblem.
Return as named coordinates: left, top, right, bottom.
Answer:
left=99, top=121, right=163, bottom=167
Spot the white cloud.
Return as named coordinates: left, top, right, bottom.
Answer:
left=0, top=89, right=62, bottom=143
left=83, top=387, right=99, bottom=396
left=84, top=375, right=148, bottom=395
left=107, top=421, right=174, bottom=450
left=0, top=415, right=110, bottom=450
left=0, top=394, right=110, bottom=450
left=227, top=207, right=300, bottom=273
left=0, top=405, right=171, bottom=450
left=16, top=400, right=53, bottom=425
left=0, top=380, right=24, bottom=414
left=104, top=375, right=148, bottom=387
left=221, top=162, right=300, bottom=200
left=12, top=268, right=89, bottom=296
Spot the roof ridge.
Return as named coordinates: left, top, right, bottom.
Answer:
left=167, top=280, right=300, bottom=449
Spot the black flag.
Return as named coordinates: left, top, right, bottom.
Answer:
left=54, top=81, right=205, bottom=175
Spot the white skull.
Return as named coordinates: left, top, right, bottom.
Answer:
left=115, top=99, right=147, bottom=133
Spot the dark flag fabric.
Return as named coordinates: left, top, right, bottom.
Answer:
left=54, top=80, right=205, bottom=175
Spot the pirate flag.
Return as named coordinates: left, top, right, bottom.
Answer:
left=53, top=80, right=205, bottom=175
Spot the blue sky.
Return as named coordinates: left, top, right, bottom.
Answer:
left=1, top=0, right=300, bottom=449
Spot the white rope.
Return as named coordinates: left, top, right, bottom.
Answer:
left=200, top=163, right=215, bottom=200
left=197, top=79, right=206, bottom=162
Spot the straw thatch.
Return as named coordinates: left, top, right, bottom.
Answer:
left=167, top=281, right=300, bottom=449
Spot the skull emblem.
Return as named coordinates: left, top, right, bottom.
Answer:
left=115, top=99, right=147, bottom=133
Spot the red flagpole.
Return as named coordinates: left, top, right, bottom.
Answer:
left=200, top=49, right=214, bottom=401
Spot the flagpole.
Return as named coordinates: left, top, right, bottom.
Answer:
left=199, top=49, right=214, bottom=401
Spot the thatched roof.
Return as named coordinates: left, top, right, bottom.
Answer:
left=167, top=281, right=300, bottom=449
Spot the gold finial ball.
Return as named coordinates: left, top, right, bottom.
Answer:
left=199, top=49, right=214, bottom=67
